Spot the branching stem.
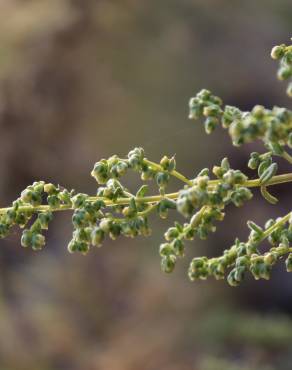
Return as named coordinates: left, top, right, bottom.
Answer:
left=1, top=172, right=292, bottom=216
left=143, top=159, right=193, bottom=186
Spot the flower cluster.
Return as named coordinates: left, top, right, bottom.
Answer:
left=188, top=213, right=292, bottom=286
left=0, top=38, right=292, bottom=287
left=159, top=158, right=253, bottom=273
left=189, top=90, right=292, bottom=153
left=271, top=42, right=292, bottom=97
left=91, top=148, right=176, bottom=193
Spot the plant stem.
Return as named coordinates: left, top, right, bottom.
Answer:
left=282, top=151, right=292, bottom=164
left=262, top=211, right=291, bottom=239
left=143, top=158, right=193, bottom=186
left=1, top=172, right=292, bottom=215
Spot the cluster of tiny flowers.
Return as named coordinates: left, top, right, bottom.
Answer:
left=189, top=89, right=292, bottom=152
left=159, top=158, right=253, bottom=273
left=0, top=38, right=292, bottom=287
left=0, top=148, right=180, bottom=256
left=91, top=148, right=175, bottom=194
left=271, top=42, right=292, bottom=97
left=188, top=213, right=292, bottom=286
left=0, top=181, right=72, bottom=250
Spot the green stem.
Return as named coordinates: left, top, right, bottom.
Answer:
left=262, top=211, right=291, bottom=239
left=143, top=158, right=193, bottom=186
left=282, top=150, right=292, bottom=164
left=1, top=172, right=292, bottom=216
left=112, top=204, right=157, bottom=222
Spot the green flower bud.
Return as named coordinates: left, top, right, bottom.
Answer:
left=161, top=255, right=176, bottom=273
left=108, top=222, right=121, bottom=240
left=159, top=243, right=174, bottom=257
left=189, top=107, right=203, bottom=120
left=252, top=105, right=265, bottom=118
left=248, top=152, right=260, bottom=170
left=259, top=162, right=278, bottom=185
left=164, top=227, right=179, bottom=241
left=68, top=239, right=89, bottom=254
left=32, top=181, right=45, bottom=193
left=91, top=161, right=109, bottom=184
left=99, top=218, right=112, bottom=233
left=172, top=238, right=184, bottom=257
left=155, top=172, right=170, bottom=190
left=271, top=45, right=285, bottom=60
left=250, top=256, right=271, bottom=280
left=31, top=233, right=45, bottom=251
left=197, top=89, right=211, bottom=101
left=222, top=105, right=242, bottom=128
left=58, top=189, right=73, bottom=205
left=204, top=116, right=219, bottom=134
left=160, top=156, right=169, bottom=169
left=203, top=104, right=221, bottom=117
left=21, top=229, right=32, bottom=247
left=264, top=252, right=277, bottom=266
left=127, top=148, right=144, bottom=170
left=72, top=193, right=89, bottom=209
left=230, top=187, right=253, bottom=207
left=38, top=211, right=53, bottom=230
left=188, top=257, right=208, bottom=281
left=44, top=183, right=57, bottom=194
left=115, top=161, right=128, bottom=177
left=20, top=187, right=42, bottom=206
left=47, top=195, right=61, bottom=209
left=72, top=210, right=90, bottom=228
left=277, top=66, right=292, bottom=80
left=212, top=165, right=225, bottom=178
left=227, top=267, right=245, bottom=287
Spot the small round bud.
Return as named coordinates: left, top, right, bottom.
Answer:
left=44, top=183, right=57, bottom=194
left=31, top=233, right=45, bottom=251
left=21, top=230, right=32, bottom=248
left=271, top=45, right=285, bottom=60
left=47, top=195, right=61, bottom=209
left=277, top=66, right=292, bottom=80
left=161, top=255, right=176, bottom=273
left=159, top=243, right=174, bottom=257
left=164, top=227, right=179, bottom=241
left=155, top=172, right=170, bottom=190
left=99, top=218, right=112, bottom=233
left=38, top=211, right=53, bottom=230
left=204, top=116, right=219, bottom=134
left=91, top=227, right=105, bottom=247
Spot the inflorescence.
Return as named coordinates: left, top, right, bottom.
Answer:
left=1, top=39, right=292, bottom=286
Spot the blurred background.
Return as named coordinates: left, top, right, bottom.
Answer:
left=0, top=0, right=292, bottom=369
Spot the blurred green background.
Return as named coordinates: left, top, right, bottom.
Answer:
left=0, top=1, right=292, bottom=369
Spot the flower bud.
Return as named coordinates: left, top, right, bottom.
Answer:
left=91, top=227, right=105, bottom=247
left=271, top=45, right=285, bottom=60
left=161, top=255, right=176, bottom=273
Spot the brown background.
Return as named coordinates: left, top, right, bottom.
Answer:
left=0, top=1, right=292, bottom=369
